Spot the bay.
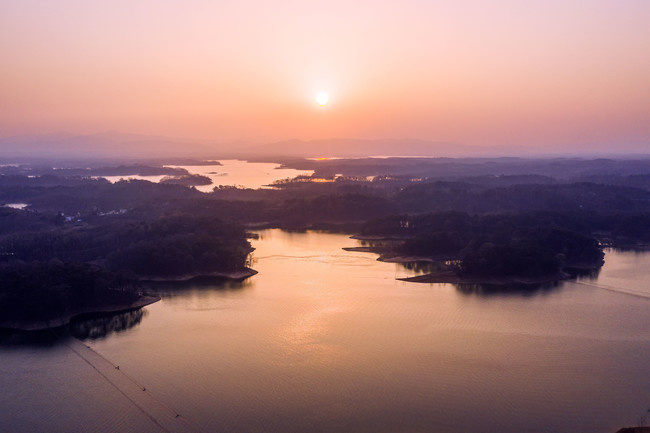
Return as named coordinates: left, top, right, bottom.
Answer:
left=1, top=230, right=648, bottom=433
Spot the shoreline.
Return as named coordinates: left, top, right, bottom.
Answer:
left=0, top=268, right=258, bottom=332
left=348, top=248, right=586, bottom=286
left=139, top=267, right=258, bottom=282
left=349, top=234, right=409, bottom=241
left=398, top=269, right=571, bottom=285
left=378, top=255, right=436, bottom=263
left=0, top=295, right=161, bottom=332
left=343, top=247, right=437, bottom=264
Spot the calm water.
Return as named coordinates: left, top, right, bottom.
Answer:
left=100, top=160, right=313, bottom=192
left=166, top=160, right=313, bottom=192
left=1, top=230, right=649, bottom=433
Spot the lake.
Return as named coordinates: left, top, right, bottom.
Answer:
left=99, top=160, right=313, bottom=192
left=1, top=230, right=649, bottom=433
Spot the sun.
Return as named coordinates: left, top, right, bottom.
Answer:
left=315, top=91, right=330, bottom=106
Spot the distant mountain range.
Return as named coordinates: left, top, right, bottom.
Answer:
left=0, top=131, right=218, bottom=162
left=0, top=132, right=645, bottom=161
left=0, top=133, right=512, bottom=161
left=241, top=138, right=513, bottom=158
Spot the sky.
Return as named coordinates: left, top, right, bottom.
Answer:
left=1, top=0, right=649, bottom=151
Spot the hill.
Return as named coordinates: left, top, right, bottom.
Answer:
left=0, top=131, right=218, bottom=161
left=243, top=138, right=490, bottom=158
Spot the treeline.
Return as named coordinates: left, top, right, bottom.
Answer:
left=0, top=261, right=138, bottom=322
left=362, top=211, right=650, bottom=248
left=0, top=188, right=254, bottom=323
left=223, top=178, right=650, bottom=224
left=0, top=214, right=253, bottom=278
left=458, top=228, right=602, bottom=278
left=104, top=215, right=252, bottom=277
left=2, top=174, right=650, bottom=226
left=360, top=211, right=612, bottom=278
left=0, top=164, right=189, bottom=178
left=278, top=157, right=650, bottom=180
left=160, top=174, right=213, bottom=186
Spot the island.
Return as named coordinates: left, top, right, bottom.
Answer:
left=159, top=173, right=213, bottom=186
left=354, top=211, right=606, bottom=286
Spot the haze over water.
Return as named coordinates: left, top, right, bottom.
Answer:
left=1, top=230, right=648, bottom=433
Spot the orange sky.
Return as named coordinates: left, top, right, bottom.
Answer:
left=1, top=0, right=649, bottom=150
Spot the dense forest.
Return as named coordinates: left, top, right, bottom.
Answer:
left=0, top=261, right=137, bottom=323
left=0, top=214, right=252, bottom=277
left=0, top=180, right=254, bottom=325
left=160, top=174, right=213, bottom=186
left=1, top=156, right=650, bottom=324
left=359, top=211, right=606, bottom=280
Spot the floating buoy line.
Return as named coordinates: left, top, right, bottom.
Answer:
left=55, top=331, right=205, bottom=433
left=571, top=280, right=650, bottom=300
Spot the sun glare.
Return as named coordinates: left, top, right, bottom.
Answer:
left=315, top=91, right=330, bottom=106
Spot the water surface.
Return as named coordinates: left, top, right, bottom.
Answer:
left=1, top=230, right=648, bottom=433
left=167, top=160, right=313, bottom=192
left=97, top=160, right=313, bottom=192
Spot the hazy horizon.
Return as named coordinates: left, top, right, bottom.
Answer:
left=2, top=0, right=649, bottom=153
left=1, top=131, right=650, bottom=161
